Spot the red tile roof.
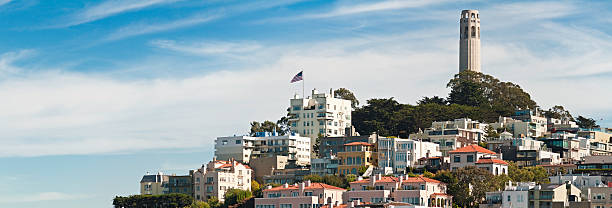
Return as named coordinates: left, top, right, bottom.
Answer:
left=430, top=193, right=451, bottom=197
left=350, top=176, right=399, bottom=184
left=402, top=176, right=442, bottom=184
left=264, top=182, right=346, bottom=192
left=476, top=158, right=508, bottom=165
left=321, top=204, right=347, bottom=208
left=344, top=142, right=373, bottom=146
left=448, top=145, right=496, bottom=154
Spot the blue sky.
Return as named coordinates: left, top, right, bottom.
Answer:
left=1, top=0, right=612, bottom=207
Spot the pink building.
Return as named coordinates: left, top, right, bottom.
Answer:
left=255, top=181, right=346, bottom=208
left=343, top=175, right=452, bottom=208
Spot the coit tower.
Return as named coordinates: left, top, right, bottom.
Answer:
left=459, top=10, right=481, bottom=72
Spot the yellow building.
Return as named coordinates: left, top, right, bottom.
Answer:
left=337, top=142, right=376, bottom=175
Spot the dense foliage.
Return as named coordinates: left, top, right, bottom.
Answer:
left=113, top=193, right=193, bottom=208
left=575, top=116, right=600, bottom=129
left=223, top=189, right=252, bottom=207
left=353, top=71, right=539, bottom=136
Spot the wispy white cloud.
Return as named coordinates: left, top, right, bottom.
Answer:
left=302, top=0, right=449, bottom=19
left=0, top=0, right=11, bottom=6
left=0, top=50, right=34, bottom=77
left=150, top=39, right=262, bottom=57
left=105, top=14, right=221, bottom=41
left=60, top=0, right=182, bottom=27
left=0, top=192, right=90, bottom=203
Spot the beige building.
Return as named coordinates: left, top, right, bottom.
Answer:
left=459, top=10, right=481, bottom=72
left=140, top=172, right=169, bottom=195
left=528, top=183, right=581, bottom=208
left=584, top=187, right=612, bottom=208
left=424, top=118, right=487, bottom=156
left=193, top=160, right=252, bottom=202
left=255, top=181, right=346, bottom=208
left=449, top=144, right=508, bottom=175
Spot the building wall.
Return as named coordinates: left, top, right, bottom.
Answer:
left=501, top=191, right=528, bottom=208
left=193, top=161, right=252, bottom=202
left=378, top=137, right=441, bottom=173
left=459, top=10, right=481, bottom=72
left=449, top=152, right=491, bottom=171
left=288, top=89, right=353, bottom=154
left=215, top=134, right=311, bottom=167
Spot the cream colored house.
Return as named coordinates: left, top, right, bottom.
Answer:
left=140, top=172, right=169, bottom=195
left=193, top=160, right=252, bottom=202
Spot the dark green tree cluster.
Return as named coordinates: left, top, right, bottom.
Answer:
left=353, top=71, right=539, bottom=137
left=334, top=88, right=360, bottom=108
left=507, top=162, right=549, bottom=184
left=301, top=174, right=356, bottom=189
left=575, top=116, right=600, bottom=129
left=249, top=120, right=288, bottom=136
left=223, top=189, right=252, bottom=208
left=542, top=105, right=573, bottom=120
left=113, top=193, right=193, bottom=208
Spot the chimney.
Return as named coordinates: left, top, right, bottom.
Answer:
left=370, top=176, right=376, bottom=187
left=283, top=183, right=289, bottom=188
left=305, top=180, right=311, bottom=187
left=266, top=185, right=272, bottom=190
left=299, top=182, right=305, bottom=192
left=377, top=174, right=382, bottom=181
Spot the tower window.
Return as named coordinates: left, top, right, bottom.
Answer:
left=471, top=13, right=475, bottom=18
left=464, top=27, right=468, bottom=38
left=471, top=26, right=476, bottom=37
left=478, top=27, right=480, bottom=38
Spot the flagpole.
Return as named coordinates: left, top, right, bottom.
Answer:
left=302, top=71, right=305, bottom=99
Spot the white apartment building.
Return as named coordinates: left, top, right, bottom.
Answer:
left=215, top=132, right=311, bottom=166
left=483, top=182, right=536, bottom=208
left=424, top=118, right=486, bottom=156
left=490, top=116, right=547, bottom=139
left=378, top=137, right=441, bottom=174
left=193, top=160, right=252, bottom=202
left=549, top=175, right=605, bottom=190
left=288, top=89, right=352, bottom=150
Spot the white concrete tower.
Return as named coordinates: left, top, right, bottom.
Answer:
left=459, top=10, right=481, bottom=72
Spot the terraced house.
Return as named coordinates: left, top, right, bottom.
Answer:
left=255, top=180, right=346, bottom=208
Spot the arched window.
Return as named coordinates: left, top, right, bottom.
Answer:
left=471, top=13, right=475, bottom=18
left=495, top=167, right=499, bottom=175
left=477, top=14, right=479, bottom=18
left=471, top=26, right=476, bottom=37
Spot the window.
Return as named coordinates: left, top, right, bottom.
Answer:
left=236, top=140, right=242, bottom=144
left=467, top=155, right=474, bottom=162
left=454, top=156, right=461, bottom=163
left=292, top=192, right=299, bottom=197
left=304, top=192, right=313, bottom=196
left=420, top=185, right=425, bottom=190
left=508, top=195, right=511, bottom=201
left=281, top=204, right=292, bottom=208
left=471, top=26, right=476, bottom=37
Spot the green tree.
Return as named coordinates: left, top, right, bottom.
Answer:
left=250, top=121, right=281, bottom=136
left=223, top=189, right=252, bottom=207
left=451, top=166, right=498, bottom=208
left=345, top=174, right=357, bottom=183
left=543, top=105, right=573, bottom=120
left=312, top=134, right=323, bottom=158
left=334, top=88, right=359, bottom=108
left=417, top=96, right=447, bottom=105
left=323, top=175, right=349, bottom=188
left=484, top=125, right=499, bottom=140
left=358, top=166, right=368, bottom=175
left=423, top=170, right=434, bottom=178
left=207, top=197, right=222, bottom=208
left=191, top=201, right=211, bottom=208
left=113, top=193, right=193, bottom=208
left=575, top=116, right=599, bottom=129
left=251, top=180, right=262, bottom=198
left=303, top=174, right=324, bottom=183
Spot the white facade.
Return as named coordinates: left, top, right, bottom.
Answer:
left=378, top=137, right=441, bottom=173
left=215, top=133, right=311, bottom=166
left=425, top=118, right=486, bottom=156
left=288, top=88, right=352, bottom=155
left=549, top=175, right=605, bottom=189
left=459, top=10, right=481, bottom=72
left=490, top=116, right=547, bottom=138
left=193, top=160, right=252, bottom=202
left=501, top=182, right=535, bottom=208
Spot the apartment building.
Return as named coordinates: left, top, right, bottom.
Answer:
left=480, top=182, right=536, bottom=208
left=489, top=138, right=561, bottom=167
left=448, top=145, right=507, bottom=175
left=193, top=160, right=252, bottom=202
left=491, top=113, right=547, bottom=139
left=167, top=174, right=194, bottom=197
left=378, top=137, right=441, bottom=174
left=311, top=156, right=341, bottom=176
left=337, top=142, right=377, bottom=176
left=528, top=183, right=582, bottom=208
left=255, top=180, right=346, bottom=208
left=140, top=172, right=169, bottom=195
left=215, top=132, right=311, bottom=166
left=424, top=118, right=486, bottom=156
left=549, top=175, right=605, bottom=190
left=288, top=89, right=353, bottom=142
left=584, top=187, right=612, bottom=208
left=344, top=174, right=452, bottom=207
left=320, top=133, right=378, bottom=158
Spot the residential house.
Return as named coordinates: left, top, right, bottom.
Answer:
left=193, top=160, right=252, bottom=202
left=338, top=142, right=377, bottom=176
left=255, top=180, right=346, bottom=208
left=448, top=145, right=508, bottom=175
left=378, top=137, right=441, bottom=174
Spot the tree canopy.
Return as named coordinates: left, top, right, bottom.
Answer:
left=113, top=193, right=193, bottom=208
left=575, top=116, right=600, bottom=129
left=334, top=88, right=359, bottom=108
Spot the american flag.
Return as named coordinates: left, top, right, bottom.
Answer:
left=290, top=71, right=303, bottom=83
